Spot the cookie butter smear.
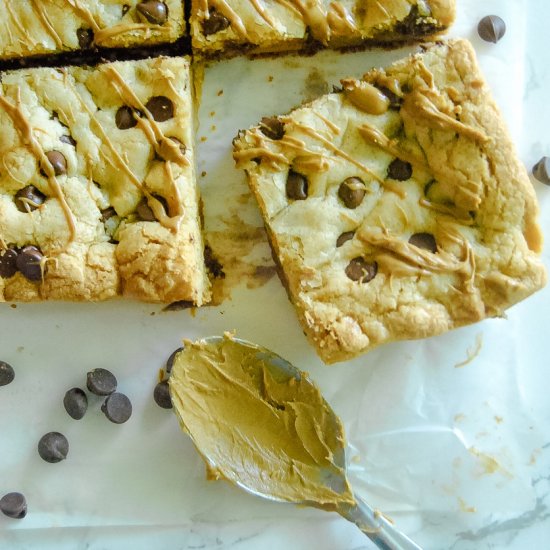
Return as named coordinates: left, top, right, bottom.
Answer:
left=169, top=334, right=354, bottom=509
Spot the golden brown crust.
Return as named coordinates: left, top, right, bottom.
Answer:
left=233, top=39, right=546, bottom=363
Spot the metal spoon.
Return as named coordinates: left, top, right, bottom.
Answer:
left=169, top=336, right=421, bottom=550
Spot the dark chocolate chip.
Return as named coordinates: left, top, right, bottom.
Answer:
left=0, top=361, right=15, bottom=386
left=408, top=232, right=437, bottom=253
left=77, top=27, right=94, bottom=49
left=101, top=206, right=117, bottom=222
left=122, top=4, right=130, bottom=15
left=286, top=170, right=308, bottom=200
left=86, top=368, right=117, bottom=396
left=153, top=381, right=172, bottom=409
left=387, top=158, right=412, bottom=181
left=532, top=156, right=550, bottom=185
left=145, top=96, right=174, bottom=122
left=204, top=245, right=225, bottom=279
left=38, top=432, right=69, bottom=463
left=0, top=492, right=27, bottom=519
left=136, top=195, right=168, bottom=221
left=63, top=388, right=88, bottom=420
left=477, top=15, right=506, bottom=43
left=115, top=106, right=138, bottom=130
left=260, top=117, right=285, bottom=140
left=168, top=136, right=186, bottom=155
left=396, top=6, right=437, bottom=36
left=60, top=135, right=76, bottom=146
left=345, top=257, right=378, bottom=283
left=16, top=246, right=43, bottom=282
left=166, top=346, right=184, bottom=374
left=42, top=151, right=67, bottom=176
left=338, top=177, right=366, bottom=209
left=101, top=392, right=132, bottom=424
left=378, top=86, right=402, bottom=109
left=137, top=0, right=168, bottom=25
left=336, top=231, right=355, bottom=248
left=202, top=10, right=231, bottom=35
left=15, top=185, right=46, bottom=212
left=0, top=248, right=19, bottom=279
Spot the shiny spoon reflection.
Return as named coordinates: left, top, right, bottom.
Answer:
left=169, top=335, right=421, bottom=550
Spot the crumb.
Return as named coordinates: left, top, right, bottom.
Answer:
left=211, top=125, right=216, bottom=131
left=10, top=304, right=16, bottom=309
left=209, top=111, right=215, bottom=117
left=201, top=171, right=207, bottom=177
left=200, top=136, right=207, bottom=142
left=268, top=75, right=274, bottom=82
left=217, top=89, right=223, bottom=96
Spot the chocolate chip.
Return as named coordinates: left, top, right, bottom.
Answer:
left=115, top=106, right=138, bottom=130
left=168, top=136, right=186, bottom=155
left=63, top=388, right=88, bottom=420
left=137, top=0, right=168, bottom=25
left=260, top=117, right=285, bottom=140
left=77, top=27, right=94, bottom=49
left=42, top=151, right=67, bottom=176
left=145, top=96, right=174, bottom=122
left=378, top=86, right=402, bottom=109
left=396, top=6, right=437, bottom=36
left=122, top=4, right=130, bottom=15
left=60, top=135, right=76, bottom=146
left=166, top=346, right=184, bottom=374
left=387, top=158, right=412, bottom=181
left=101, top=392, right=132, bottom=424
left=136, top=195, right=168, bottom=221
left=532, top=156, right=550, bottom=185
left=101, top=206, right=117, bottom=222
left=408, top=232, right=437, bottom=253
left=286, top=171, right=308, bottom=200
left=336, top=231, right=355, bottom=248
left=0, top=248, right=19, bottom=278
left=202, top=10, right=231, bottom=35
left=204, top=245, right=225, bottom=279
left=477, top=15, right=506, bottom=43
left=86, top=368, right=117, bottom=396
left=153, top=381, right=172, bottom=409
left=15, top=185, right=46, bottom=212
left=345, top=257, right=378, bottom=283
left=338, top=177, right=366, bottom=209
left=0, top=493, right=27, bottom=519
left=38, top=432, right=69, bottom=463
left=0, top=361, right=15, bottom=386
left=16, top=246, right=43, bottom=282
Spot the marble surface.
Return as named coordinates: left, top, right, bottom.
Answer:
left=1, top=1, right=550, bottom=549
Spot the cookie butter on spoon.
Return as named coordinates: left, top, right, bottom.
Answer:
left=169, top=334, right=421, bottom=550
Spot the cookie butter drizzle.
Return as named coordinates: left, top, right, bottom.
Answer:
left=0, top=89, right=77, bottom=243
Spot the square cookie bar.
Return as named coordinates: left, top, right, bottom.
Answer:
left=0, top=56, right=211, bottom=304
left=0, top=1, right=184, bottom=61
left=191, top=0, right=455, bottom=57
left=233, top=39, right=546, bottom=363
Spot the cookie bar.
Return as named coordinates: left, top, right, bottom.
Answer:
left=0, top=1, right=184, bottom=61
left=191, top=0, right=455, bottom=57
left=0, top=56, right=211, bottom=304
left=233, top=39, right=546, bottom=363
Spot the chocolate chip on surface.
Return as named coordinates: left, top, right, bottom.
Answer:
left=532, top=156, right=550, bottom=185
left=378, top=86, right=402, bottom=109
left=477, top=15, right=506, bottom=43
left=42, top=151, right=67, bottom=176
left=338, top=177, right=366, bottom=209
left=86, top=368, right=117, bottom=396
left=101, top=392, right=132, bottom=424
left=345, top=257, right=378, bottom=283
left=101, top=206, right=117, bottom=222
left=77, top=27, right=94, bottom=48
left=0, top=492, right=27, bottom=519
left=286, top=170, right=308, bottom=200
left=136, top=195, right=168, bottom=221
left=387, top=158, right=413, bottom=181
left=202, top=10, right=231, bottom=35
left=145, top=96, right=174, bottom=122
left=137, top=0, right=168, bottom=25
left=63, top=388, right=88, bottom=420
left=38, top=432, right=69, bottom=463
left=60, top=135, right=76, bottom=146
left=153, top=381, right=172, bottom=409
left=408, top=232, right=437, bottom=253
left=166, top=346, right=184, bottom=374
left=16, top=246, right=43, bottom=282
left=336, top=231, right=355, bottom=248
left=260, top=117, right=285, bottom=140
left=0, top=248, right=19, bottom=279
left=0, top=361, right=15, bottom=386
left=122, top=4, right=130, bottom=15
left=115, top=106, right=138, bottom=130
left=15, top=185, right=46, bottom=212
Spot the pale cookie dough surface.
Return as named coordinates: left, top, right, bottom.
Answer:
left=191, top=0, right=455, bottom=57
left=0, top=0, right=184, bottom=61
left=0, top=56, right=211, bottom=304
left=233, top=39, right=547, bottom=363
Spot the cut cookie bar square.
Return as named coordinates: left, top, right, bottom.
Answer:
left=191, top=0, right=455, bottom=57
left=0, top=56, right=211, bottom=304
left=233, top=39, right=546, bottom=363
left=0, top=1, right=184, bottom=61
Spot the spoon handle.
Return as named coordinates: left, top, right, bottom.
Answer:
left=338, top=496, right=422, bottom=550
